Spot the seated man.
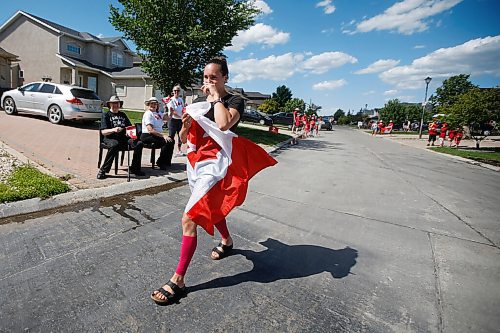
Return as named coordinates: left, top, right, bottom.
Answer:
left=97, top=95, right=144, bottom=179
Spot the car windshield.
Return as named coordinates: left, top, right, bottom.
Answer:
left=70, top=88, right=100, bottom=100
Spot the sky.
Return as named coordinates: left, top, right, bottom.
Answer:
left=1, top=0, right=499, bottom=115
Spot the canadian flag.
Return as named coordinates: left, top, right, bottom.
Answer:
left=184, top=102, right=277, bottom=235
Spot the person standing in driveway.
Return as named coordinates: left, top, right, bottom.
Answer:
left=97, top=96, right=144, bottom=179
left=167, top=85, right=185, bottom=156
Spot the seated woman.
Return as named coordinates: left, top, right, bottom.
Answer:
left=98, top=95, right=144, bottom=179
left=140, top=97, right=174, bottom=170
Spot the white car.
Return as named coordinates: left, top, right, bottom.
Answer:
left=1, top=82, right=102, bottom=124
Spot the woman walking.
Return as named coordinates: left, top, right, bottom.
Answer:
left=150, top=57, right=276, bottom=304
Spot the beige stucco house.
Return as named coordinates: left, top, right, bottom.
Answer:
left=0, top=11, right=154, bottom=110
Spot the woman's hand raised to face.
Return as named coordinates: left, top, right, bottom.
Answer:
left=182, top=113, right=192, bottom=130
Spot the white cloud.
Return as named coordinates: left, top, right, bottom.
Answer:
left=229, top=51, right=357, bottom=83
left=363, top=90, right=376, bottom=95
left=226, top=23, right=290, bottom=52
left=316, top=0, right=336, bottom=14
left=414, top=44, right=426, bottom=49
left=380, top=35, right=500, bottom=89
left=301, top=52, right=358, bottom=74
left=356, top=0, right=463, bottom=35
left=230, top=53, right=304, bottom=83
left=251, top=0, right=272, bottom=15
left=354, top=59, right=400, bottom=74
left=384, top=89, right=398, bottom=96
left=313, top=79, right=347, bottom=90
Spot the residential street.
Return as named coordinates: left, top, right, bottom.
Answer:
left=1, top=127, right=499, bottom=332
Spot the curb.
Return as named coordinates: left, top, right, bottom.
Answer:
left=0, top=137, right=293, bottom=220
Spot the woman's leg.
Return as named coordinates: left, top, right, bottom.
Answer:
left=152, top=214, right=197, bottom=301
left=211, top=218, right=233, bottom=260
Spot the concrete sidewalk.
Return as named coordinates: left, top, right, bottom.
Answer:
left=363, top=130, right=500, bottom=171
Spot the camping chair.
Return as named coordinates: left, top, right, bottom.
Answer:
left=135, top=123, right=157, bottom=169
left=97, top=129, right=131, bottom=181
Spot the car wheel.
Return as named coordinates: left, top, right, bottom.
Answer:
left=48, top=105, right=64, bottom=124
left=259, top=119, right=265, bottom=125
left=3, top=97, right=17, bottom=115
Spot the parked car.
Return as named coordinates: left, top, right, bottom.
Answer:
left=1, top=82, right=103, bottom=124
left=241, top=109, right=273, bottom=126
left=320, top=119, right=333, bottom=131
left=269, top=112, right=293, bottom=128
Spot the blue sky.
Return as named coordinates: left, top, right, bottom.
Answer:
left=1, top=0, right=499, bottom=115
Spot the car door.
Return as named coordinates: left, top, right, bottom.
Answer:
left=16, top=83, right=41, bottom=111
left=33, top=83, right=56, bottom=114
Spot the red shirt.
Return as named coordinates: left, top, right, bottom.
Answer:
left=439, top=125, right=448, bottom=138
left=429, top=123, right=438, bottom=136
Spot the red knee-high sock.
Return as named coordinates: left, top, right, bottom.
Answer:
left=214, top=219, right=230, bottom=239
left=175, top=235, right=197, bottom=276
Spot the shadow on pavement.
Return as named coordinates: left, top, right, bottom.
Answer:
left=189, top=238, right=358, bottom=293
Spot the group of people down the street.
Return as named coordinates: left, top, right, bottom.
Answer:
left=369, top=118, right=463, bottom=147
left=426, top=120, right=463, bottom=147
left=97, top=85, right=186, bottom=180
left=291, top=108, right=329, bottom=139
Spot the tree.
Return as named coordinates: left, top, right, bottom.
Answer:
left=109, top=0, right=259, bottom=94
left=258, top=99, right=280, bottom=114
left=444, top=88, right=500, bottom=148
left=272, top=85, right=292, bottom=110
left=334, top=109, right=345, bottom=120
left=306, top=102, right=322, bottom=115
left=429, top=74, right=478, bottom=111
left=284, top=98, right=305, bottom=113
left=379, top=100, right=429, bottom=129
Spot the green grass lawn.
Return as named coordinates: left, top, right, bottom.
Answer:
left=0, top=165, right=70, bottom=203
left=430, top=147, right=500, bottom=167
left=234, top=126, right=291, bottom=146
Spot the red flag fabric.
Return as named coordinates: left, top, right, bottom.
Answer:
left=184, top=102, right=277, bottom=235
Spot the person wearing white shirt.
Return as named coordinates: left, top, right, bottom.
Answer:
left=167, top=85, right=185, bottom=156
left=140, top=97, right=174, bottom=170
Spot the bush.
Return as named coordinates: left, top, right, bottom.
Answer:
left=0, top=165, right=70, bottom=203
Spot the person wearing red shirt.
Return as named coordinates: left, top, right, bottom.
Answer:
left=454, top=127, right=463, bottom=147
left=309, top=115, right=316, bottom=137
left=427, top=120, right=438, bottom=146
left=448, top=128, right=456, bottom=147
left=438, top=122, right=448, bottom=147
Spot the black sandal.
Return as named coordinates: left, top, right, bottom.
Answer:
left=211, top=242, right=233, bottom=260
left=150, top=280, right=186, bottom=305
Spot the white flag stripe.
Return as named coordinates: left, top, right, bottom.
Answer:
left=184, top=102, right=236, bottom=214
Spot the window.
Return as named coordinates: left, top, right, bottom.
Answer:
left=70, top=88, right=100, bottom=100
left=87, top=77, right=97, bottom=93
left=112, top=51, right=123, bottom=66
left=67, top=43, right=81, bottom=54
left=21, top=83, right=41, bottom=92
left=115, top=85, right=126, bottom=97
left=39, top=84, right=56, bottom=93
left=18, top=70, right=24, bottom=78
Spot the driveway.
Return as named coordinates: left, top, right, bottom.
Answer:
left=0, top=111, right=187, bottom=189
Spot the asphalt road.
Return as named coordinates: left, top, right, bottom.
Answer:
left=1, top=127, right=499, bottom=332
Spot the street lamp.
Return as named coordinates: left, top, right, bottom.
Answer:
left=418, top=76, right=432, bottom=139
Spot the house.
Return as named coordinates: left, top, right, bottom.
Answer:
left=0, top=46, right=19, bottom=97
left=0, top=11, right=154, bottom=110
